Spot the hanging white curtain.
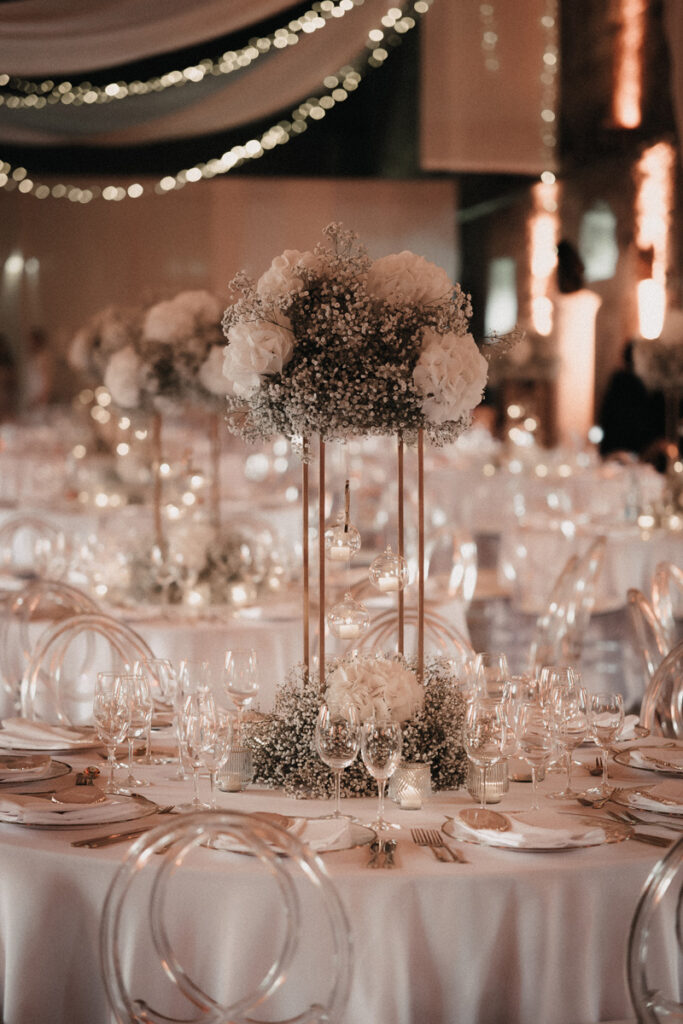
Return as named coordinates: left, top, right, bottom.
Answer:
left=0, top=0, right=394, bottom=146
left=419, top=0, right=554, bottom=175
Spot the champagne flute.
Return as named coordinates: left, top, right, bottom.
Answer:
left=182, top=690, right=231, bottom=811
left=360, top=719, right=402, bottom=831
left=547, top=689, right=588, bottom=800
left=474, top=651, right=511, bottom=701
left=462, top=699, right=507, bottom=810
left=171, top=659, right=211, bottom=781
left=588, top=691, right=624, bottom=796
left=223, top=648, right=259, bottom=745
left=515, top=702, right=554, bottom=811
left=93, top=672, right=130, bottom=795
left=134, top=658, right=177, bottom=766
left=315, top=703, right=361, bottom=819
left=119, top=673, right=153, bottom=791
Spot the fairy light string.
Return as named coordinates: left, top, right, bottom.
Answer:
left=0, top=0, right=430, bottom=201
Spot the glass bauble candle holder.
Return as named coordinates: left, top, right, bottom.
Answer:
left=324, top=513, right=361, bottom=563
left=369, top=546, right=409, bottom=593
left=327, top=592, right=370, bottom=640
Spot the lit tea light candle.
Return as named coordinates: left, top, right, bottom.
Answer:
left=338, top=622, right=361, bottom=638
left=328, top=544, right=351, bottom=561
left=399, top=785, right=422, bottom=810
left=378, top=576, right=400, bottom=592
left=222, top=772, right=243, bottom=792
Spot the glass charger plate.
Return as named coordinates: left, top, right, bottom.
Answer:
left=0, top=758, right=71, bottom=787
left=211, top=813, right=375, bottom=856
left=611, top=782, right=683, bottom=815
left=9, top=792, right=159, bottom=830
left=613, top=745, right=683, bottom=777
left=443, top=811, right=630, bottom=852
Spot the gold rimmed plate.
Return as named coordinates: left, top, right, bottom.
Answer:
left=1, top=792, right=159, bottom=830
left=613, top=744, right=683, bottom=777
left=0, top=757, right=71, bottom=787
left=611, top=781, right=683, bottom=816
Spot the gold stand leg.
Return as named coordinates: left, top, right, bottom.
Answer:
left=209, top=412, right=221, bottom=533
left=397, top=434, right=405, bottom=656
left=318, top=437, right=326, bottom=694
left=152, top=411, right=165, bottom=556
left=302, top=439, right=310, bottom=674
left=417, top=429, right=425, bottom=681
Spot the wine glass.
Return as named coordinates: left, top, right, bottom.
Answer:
left=134, top=658, right=178, bottom=766
left=119, top=673, right=153, bottom=791
left=171, top=659, right=211, bottom=781
left=223, top=648, right=259, bottom=744
left=515, top=702, right=554, bottom=810
left=462, top=699, right=508, bottom=810
left=93, top=672, right=130, bottom=795
left=474, top=651, right=511, bottom=701
left=182, top=690, right=232, bottom=811
left=360, top=719, right=402, bottom=831
left=315, top=703, right=361, bottom=819
left=588, top=691, right=624, bottom=796
left=547, top=689, right=588, bottom=800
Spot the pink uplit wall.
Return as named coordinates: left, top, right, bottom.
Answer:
left=0, top=177, right=459, bottom=395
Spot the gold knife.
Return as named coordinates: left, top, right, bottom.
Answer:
left=71, top=826, right=154, bottom=849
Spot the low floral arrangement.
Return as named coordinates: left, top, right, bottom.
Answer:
left=248, top=653, right=467, bottom=798
left=220, top=223, right=505, bottom=448
left=70, top=290, right=231, bottom=411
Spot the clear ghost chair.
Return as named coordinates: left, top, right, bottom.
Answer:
left=528, top=536, right=606, bottom=671
left=100, top=810, right=352, bottom=1024
left=424, top=526, right=478, bottom=606
left=0, top=580, right=100, bottom=713
left=0, top=514, right=71, bottom=583
left=346, top=604, right=474, bottom=664
left=639, top=639, right=683, bottom=739
left=651, top=561, right=683, bottom=649
left=20, top=611, right=155, bottom=726
left=627, top=588, right=671, bottom=684
left=627, top=833, right=683, bottom=1022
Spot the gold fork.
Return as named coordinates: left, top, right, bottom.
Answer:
left=411, top=828, right=467, bottom=863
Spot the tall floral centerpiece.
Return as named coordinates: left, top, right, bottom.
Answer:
left=219, top=223, right=507, bottom=796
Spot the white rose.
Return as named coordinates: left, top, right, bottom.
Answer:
left=104, top=344, right=144, bottom=409
left=256, top=249, right=320, bottom=301
left=413, top=328, right=488, bottom=424
left=144, top=290, right=222, bottom=344
left=198, top=345, right=234, bottom=396
left=223, top=319, right=294, bottom=397
left=326, top=657, right=423, bottom=724
left=366, top=251, right=453, bottom=306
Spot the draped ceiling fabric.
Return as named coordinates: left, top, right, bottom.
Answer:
left=0, top=0, right=398, bottom=148
left=420, top=0, right=555, bottom=175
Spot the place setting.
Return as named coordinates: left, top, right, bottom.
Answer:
left=0, top=752, right=71, bottom=787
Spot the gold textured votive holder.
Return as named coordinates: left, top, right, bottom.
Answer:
left=466, top=758, right=509, bottom=804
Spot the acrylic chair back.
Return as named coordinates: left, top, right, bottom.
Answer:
left=627, top=588, right=671, bottom=684
left=651, top=561, right=683, bottom=649
left=100, top=810, right=352, bottom=1024
left=0, top=580, right=99, bottom=715
left=0, top=514, right=71, bottom=582
left=346, top=604, right=473, bottom=664
left=627, top=833, right=683, bottom=1023
left=639, top=638, right=683, bottom=739
left=20, top=611, right=155, bottom=726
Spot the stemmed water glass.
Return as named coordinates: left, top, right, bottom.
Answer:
left=474, top=651, right=511, bottom=701
left=314, top=703, right=361, bottom=819
left=119, top=673, right=153, bottom=791
left=93, top=672, right=130, bottom=795
left=182, top=689, right=232, bottom=811
left=171, top=659, right=211, bottom=782
left=515, top=702, right=554, bottom=810
left=587, top=691, right=624, bottom=796
left=462, top=699, right=508, bottom=810
left=360, top=719, right=402, bottom=831
left=223, top=648, right=259, bottom=745
left=547, top=688, right=588, bottom=800
left=134, top=658, right=177, bottom=766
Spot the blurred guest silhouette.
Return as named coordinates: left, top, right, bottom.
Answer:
left=598, top=340, right=663, bottom=458
left=23, top=326, right=55, bottom=408
left=0, top=334, right=18, bottom=420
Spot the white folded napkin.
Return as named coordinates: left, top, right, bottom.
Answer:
left=0, top=792, right=144, bottom=826
left=459, top=809, right=605, bottom=849
left=213, top=816, right=352, bottom=855
left=0, top=718, right=97, bottom=751
left=624, top=780, right=683, bottom=812
left=616, top=715, right=640, bottom=741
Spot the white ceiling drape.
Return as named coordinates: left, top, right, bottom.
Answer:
left=0, top=0, right=396, bottom=147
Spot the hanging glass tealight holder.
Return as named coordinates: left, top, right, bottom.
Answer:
left=369, top=546, right=409, bottom=593
left=324, top=513, right=361, bottom=562
left=327, top=592, right=370, bottom=640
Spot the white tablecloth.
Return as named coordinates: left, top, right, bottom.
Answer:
left=0, top=747, right=673, bottom=1024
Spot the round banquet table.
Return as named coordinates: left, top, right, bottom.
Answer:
left=0, top=744, right=675, bottom=1024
